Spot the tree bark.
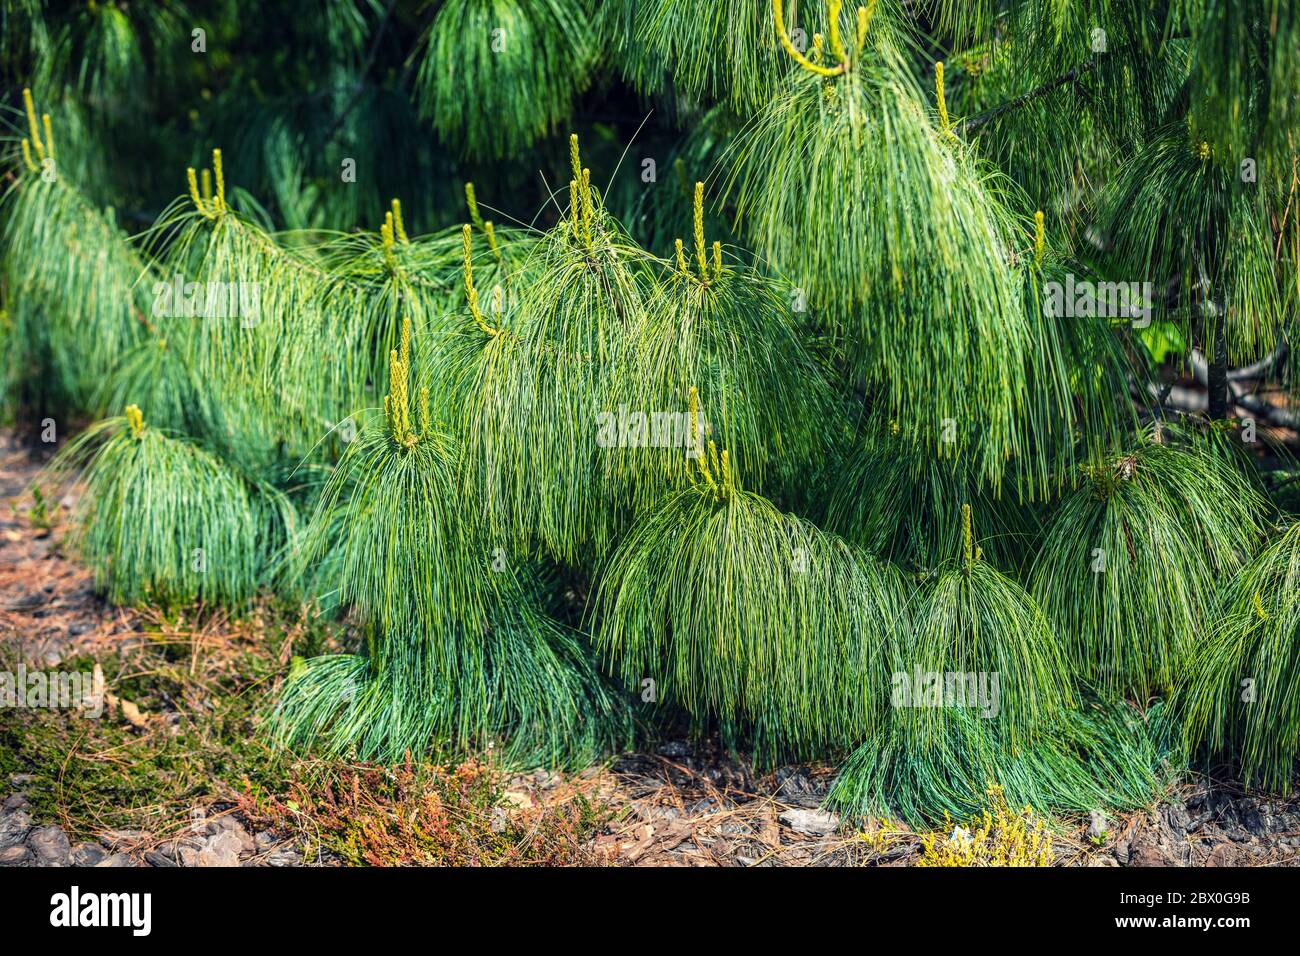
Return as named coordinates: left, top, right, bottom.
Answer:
left=1206, top=314, right=1231, bottom=420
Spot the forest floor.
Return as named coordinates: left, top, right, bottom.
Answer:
left=2, top=429, right=1300, bottom=867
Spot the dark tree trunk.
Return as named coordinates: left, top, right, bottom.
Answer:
left=1207, top=314, right=1231, bottom=420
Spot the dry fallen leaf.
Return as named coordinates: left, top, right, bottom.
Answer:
left=106, top=692, right=148, bottom=729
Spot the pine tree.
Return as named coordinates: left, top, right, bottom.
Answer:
left=5, top=0, right=1300, bottom=821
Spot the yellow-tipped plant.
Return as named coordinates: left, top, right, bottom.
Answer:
left=606, top=181, right=836, bottom=512
left=21, top=88, right=49, bottom=165
left=3, top=90, right=151, bottom=417
left=186, top=148, right=226, bottom=220
left=594, top=432, right=907, bottom=763
left=275, top=319, right=629, bottom=766
left=125, top=403, right=145, bottom=439
left=604, top=0, right=880, bottom=112
left=935, top=60, right=951, bottom=134
left=720, top=2, right=1033, bottom=488
left=461, top=225, right=500, bottom=339
left=38, top=406, right=292, bottom=608
left=457, top=134, right=654, bottom=564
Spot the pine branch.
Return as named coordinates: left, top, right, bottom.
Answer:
left=958, top=56, right=1102, bottom=136
left=320, top=0, right=399, bottom=150
left=958, top=29, right=1192, bottom=138
left=1139, top=373, right=1300, bottom=429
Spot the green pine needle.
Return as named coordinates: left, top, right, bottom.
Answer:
left=594, top=482, right=908, bottom=762
left=721, top=45, right=1032, bottom=484
left=1030, top=425, right=1267, bottom=699
left=457, top=160, right=654, bottom=564
left=1178, top=521, right=1300, bottom=791
left=42, top=410, right=292, bottom=607
left=414, top=0, right=596, bottom=159
left=829, top=697, right=1176, bottom=827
